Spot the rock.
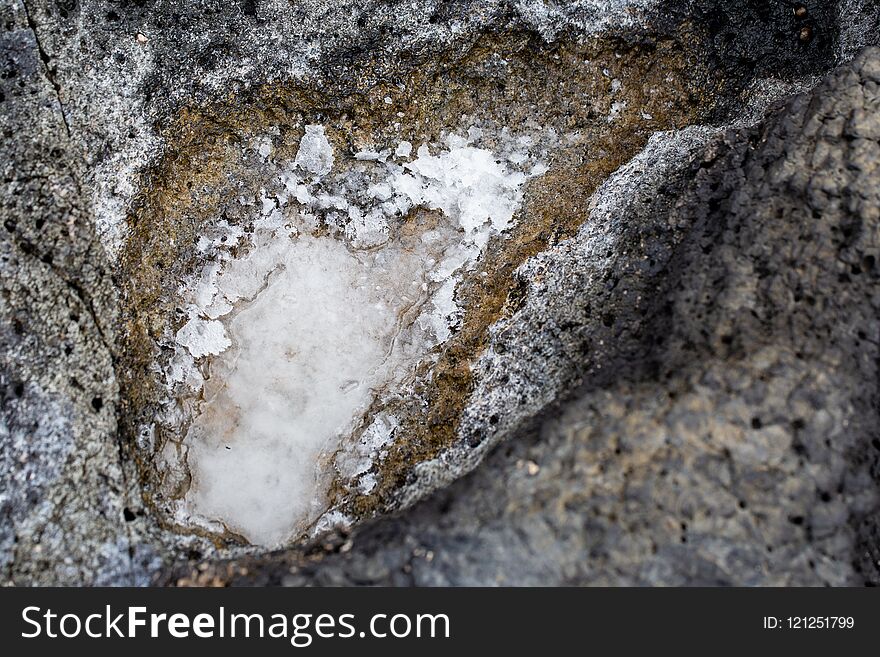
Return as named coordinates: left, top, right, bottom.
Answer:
left=179, top=47, right=880, bottom=586
left=1, top=0, right=879, bottom=586
left=0, top=1, right=153, bottom=585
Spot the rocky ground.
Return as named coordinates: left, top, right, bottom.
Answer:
left=2, top=1, right=880, bottom=586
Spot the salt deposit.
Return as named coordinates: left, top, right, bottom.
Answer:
left=164, top=123, right=550, bottom=546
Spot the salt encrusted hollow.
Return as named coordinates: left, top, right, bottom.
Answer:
left=164, top=125, right=549, bottom=545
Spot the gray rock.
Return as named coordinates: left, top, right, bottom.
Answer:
left=2, top=0, right=880, bottom=586
left=0, top=0, right=146, bottom=585
left=837, top=0, right=880, bottom=61
left=187, top=47, right=880, bottom=587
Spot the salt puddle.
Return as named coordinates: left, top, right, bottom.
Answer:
left=167, top=124, right=549, bottom=545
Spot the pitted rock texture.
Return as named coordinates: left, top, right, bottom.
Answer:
left=1, top=0, right=879, bottom=586
left=174, top=48, right=880, bottom=587
left=0, top=2, right=155, bottom=585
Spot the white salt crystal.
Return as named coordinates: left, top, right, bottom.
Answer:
left=294, top=124, right=335, bottom=177
left=175, top=318, right=231, bottom=358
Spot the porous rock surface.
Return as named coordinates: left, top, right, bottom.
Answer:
left=181, top=49, right=880, bottom=585
left=1, top=0, right=879, bottom=586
